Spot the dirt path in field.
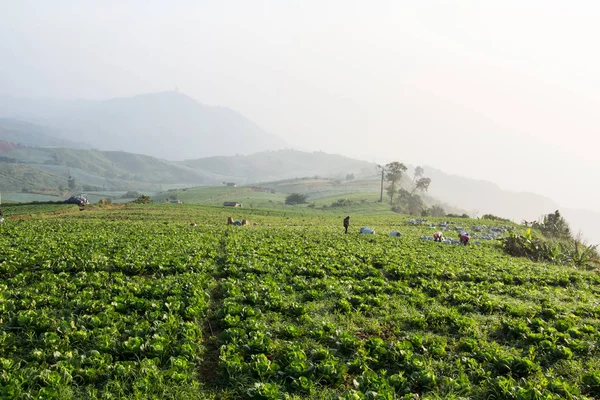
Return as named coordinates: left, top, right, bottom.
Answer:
left=197, top=230, right=229, bottom=388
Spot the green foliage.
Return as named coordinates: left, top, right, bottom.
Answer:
left=0, top=163, right=65, bottom=193
left=330, top=198, right=367, bottom=208
left=502, top=229, right=598, bottom=268
left=502, top=229, right=560, bottom=262
left=285, top=193, right=308, bottom=205
left=384, top=161, right=407, bottom=204
left=1, top=204, right=600, bottom=399
left=393, top=189, right=424, bottom=216
left=413, top=177, right=431, bottom=193
left=532, top=210, right=572, bottom=240
left=132, top=195, right=152, bottom=204
left=447, top=213, right=470, bottom=218
left=481, top=213, right=511, bottom=222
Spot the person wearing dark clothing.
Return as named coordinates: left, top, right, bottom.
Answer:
left=343, top=216, right=350, bottom=234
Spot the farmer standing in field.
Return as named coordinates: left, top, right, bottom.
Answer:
left=343, top=216, right=350, bottom=234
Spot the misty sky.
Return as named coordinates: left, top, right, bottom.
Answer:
left=1, top=1, right=599, bottom=212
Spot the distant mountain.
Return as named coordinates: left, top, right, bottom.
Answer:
left=423, top=167, right=558, bottom=222
left=0, top=119, right=87, bottom=149
left=0, top=92, right=286, bottom=160
left=181, top=149, right=377, bottom=182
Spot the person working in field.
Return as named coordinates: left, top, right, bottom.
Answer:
left=433, top=231, right=444, bottom=242
left=343, top=216, right=350, bottom=234
left=459, top=232, right=470, bottom=246
left=227, top=216, right=243, bottom=226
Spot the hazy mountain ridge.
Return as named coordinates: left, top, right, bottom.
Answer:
left=0, top=145, right=222, bottom=192
left=423, top=167, right=559, bottom=222
left=181, top=150, right=377, bottom=182
left=0, top=119, right=88, bottom=149
left=0, top=92, right=286, bottom=160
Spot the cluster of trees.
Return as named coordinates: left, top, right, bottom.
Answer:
left=132, top=195, right=152, bottom=204
left=384, top=162, right=433, bottom=216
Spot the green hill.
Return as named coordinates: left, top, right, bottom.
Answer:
left=0, top=145, right=227, bottom=193
left=0, top=163, right=65, bottom=192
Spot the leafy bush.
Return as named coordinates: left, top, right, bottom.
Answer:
left=132, top=195, right=152, bottom=204
left=446, top=213, right=470, bottom=218
left=330, top=199, right=362, bottom=207
left=502, top=228, right=598, bottom=267
left=502, top=229, right=563, bottom=263
left=532, top=210, right=572, bottom=240
left=482, top=214, right=510, bottom=222
left=285, top=193, right=307, bottom=205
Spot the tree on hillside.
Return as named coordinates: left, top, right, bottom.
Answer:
left=532, top=210, right=572, bottom=240
left=385, top=161, right=407, bottom=204
left=413, top=166, right=424, bottom=182
left=429, top=205, right=446, bottom=217
left=408, top=194, right=424, bottom=216
left=133, top=195, right=152, bottom=204
left=392, top=188, right=426, bottom=216
left=397, top=188, right=411, bottom=205
left=345, top=173, right=355, bottom=181
left=285, top=193, right=308, bottom=205
left=412, top=177, right=431, bottom=194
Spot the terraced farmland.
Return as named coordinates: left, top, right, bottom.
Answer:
left=1, top=204, right=599, bottom=399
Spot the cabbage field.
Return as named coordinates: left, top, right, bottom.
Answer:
left=1, top=204, right=600, bottom=399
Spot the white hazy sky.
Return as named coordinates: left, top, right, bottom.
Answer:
left=1, top=0, right=599, bottom=211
